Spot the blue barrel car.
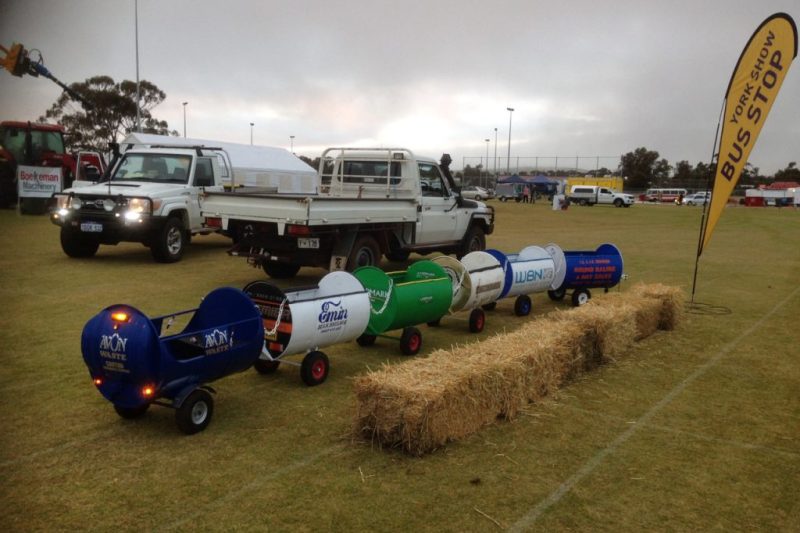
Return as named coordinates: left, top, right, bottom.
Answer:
left=545, top=243, right=624, bottom=306
left=81, top=287, right=264, bottom=434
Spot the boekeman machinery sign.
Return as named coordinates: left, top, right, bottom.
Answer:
left=17, top=165, right=62, bottom=198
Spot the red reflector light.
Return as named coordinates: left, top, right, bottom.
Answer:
left=93, top=378, right=103, bottom=386
left=142, top=386, right=155, bottom=397
left=287, top=224, right=311, bottom=236
left=206, top=217, right=222, bottom=228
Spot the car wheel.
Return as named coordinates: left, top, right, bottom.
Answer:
left=60, top=227, right=100, bottom=258
left=151, top=217, right=185, bottom=263
left=514, top=294, right=532, bottom=316
left=548, top=288, right=567, bottom=301
left=458, top=226, right=485, bottom=258
left=614, top=198, right=623, bottom=207
left=348, top=235, right=380, bottom=271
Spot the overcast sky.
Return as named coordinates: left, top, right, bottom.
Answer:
left=1, top=0, right=797, bottom=174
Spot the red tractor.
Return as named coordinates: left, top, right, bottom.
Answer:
left=1, top=42, right=105, bottom=212
left=0, top=121, right=106, bottom=213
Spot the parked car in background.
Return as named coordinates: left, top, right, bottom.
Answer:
left=460, top=185, right=492, bottom=201
left=682, top=191, right=711, bottom=205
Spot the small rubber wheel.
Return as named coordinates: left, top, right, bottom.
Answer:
left=399, top=327, right=422, bottom=356
left=301, top=351, right=329, bottom=386
left=175, top=389, right=214, bottom=435
left=571, top=288, right=592, bottom=307
left=426, top=318, right=442, bottom=327
left=114, top=404, right=149, bottom=419
left=254, top=359, right=280, bottom=374
left=481, top=302, right=497, bottom=311
left=263, top=262, right=301, bottom=279
left=356, top=334, right=377, bottom=347
left=469, top=308, right=485, bottom=333
left=547, top=288, right=567, bottom=301
left=514, top=294, right=532, bottom=316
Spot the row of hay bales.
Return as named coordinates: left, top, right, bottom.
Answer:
left=352, top=283, right=684, bottom=456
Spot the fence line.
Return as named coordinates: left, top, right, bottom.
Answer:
left=461, top=155, right=620, bottom=175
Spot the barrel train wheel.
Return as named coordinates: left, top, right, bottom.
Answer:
left=254, top=359, right=281, bottom=374
left=547, top=288, right=567, bottom=301
left=175, top=389, right=214, bottom=435
left=399, top=327, right=422, bottom=356
left=514, top=294, right=532, bottom=316
left=468, top=308, right=485, bottom=333
left=571, top=288, right=592, bottom=307
left=301, top=351, right=329, bottom=386
left=356, top=334, right=377, bottom=347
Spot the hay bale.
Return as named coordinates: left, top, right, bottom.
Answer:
left=352, top=283, right=684, bottom=455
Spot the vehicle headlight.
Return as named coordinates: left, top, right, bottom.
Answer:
left=127, top=198, right=152, bottom=214
left=54, top=194, right=70, bottom=210
left=103, top=198, right=116, bottom=212
left=69, top=197, right=82, bottom=209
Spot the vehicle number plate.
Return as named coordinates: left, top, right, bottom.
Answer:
left=297, top=238, right=319, bottom=249
left=80, top=222, right=103, bottom=233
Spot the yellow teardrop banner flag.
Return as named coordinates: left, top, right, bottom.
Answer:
left=700, top=13, right=797, bottom=255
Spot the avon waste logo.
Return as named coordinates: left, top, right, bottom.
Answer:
left=99, top=333, right=128, bottom=361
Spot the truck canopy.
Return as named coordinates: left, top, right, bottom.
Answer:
left=120, top=133, right=318, bottom=194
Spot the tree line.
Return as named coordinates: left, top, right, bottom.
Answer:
left=36, top=76, right=800, bottom=188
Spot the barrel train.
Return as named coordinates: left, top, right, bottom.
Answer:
left=81, top=243, right=623, bottom=433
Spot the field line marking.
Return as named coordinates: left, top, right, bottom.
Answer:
left=562, top=405, right=800, bottom=459
left=508, top=285, right=800, bottom=532
left=159, top=444, right=342, bottom=531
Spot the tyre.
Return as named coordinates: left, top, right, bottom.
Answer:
left=301, top=351, right=329, bottom=386
left=151, top=217, right=186, bottom=263
left=385, top=250, right=410, bottom=262
left=579, top=199, right=588, bottom=206
left=60, top=227, right=99, bottom=258
left=263, top=261, right=301, bottom=279
left=614, top=198, right=623, bottom=207
left=500, top=196, right=507, bottom=202
left=474, top=195, right=482, bottom=201
left=547, top=288, right=567, bottom=301
left=175, top=389, right=214, bottom=435
left=458, top=226, right=485, bottom=258
left=253, top=359, right=280, bottom=374
left=481, top=302, right=497, bottom=311
left=114, top=403, right=149, bottom=419
left=571, top=288, right=592, bottom=307
left=514, top=294, right=532, bottom=316
left=356, top=334, right=377, bottom=347
left=399, top=327, right=422, bottom=356
left=347, top=235, right=381, bottom=271
left=468, top=308, right=485, bottom=333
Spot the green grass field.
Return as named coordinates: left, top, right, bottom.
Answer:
left=1, top=201, right=798, bottom=531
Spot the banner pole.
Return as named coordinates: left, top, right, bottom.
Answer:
left=690, top=99, right=726, bottom=303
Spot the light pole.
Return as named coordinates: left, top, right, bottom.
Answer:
left=506, top=107, right=514, bottom=174
left=493, top=127, right=498, bottom=177
left=290, top=135, right=295, bottom=154
left=182, top=102, right=188, bottom=138
left=484, top=139, right=490, bottom=189
left=250, top=122, right=254, bottom=145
